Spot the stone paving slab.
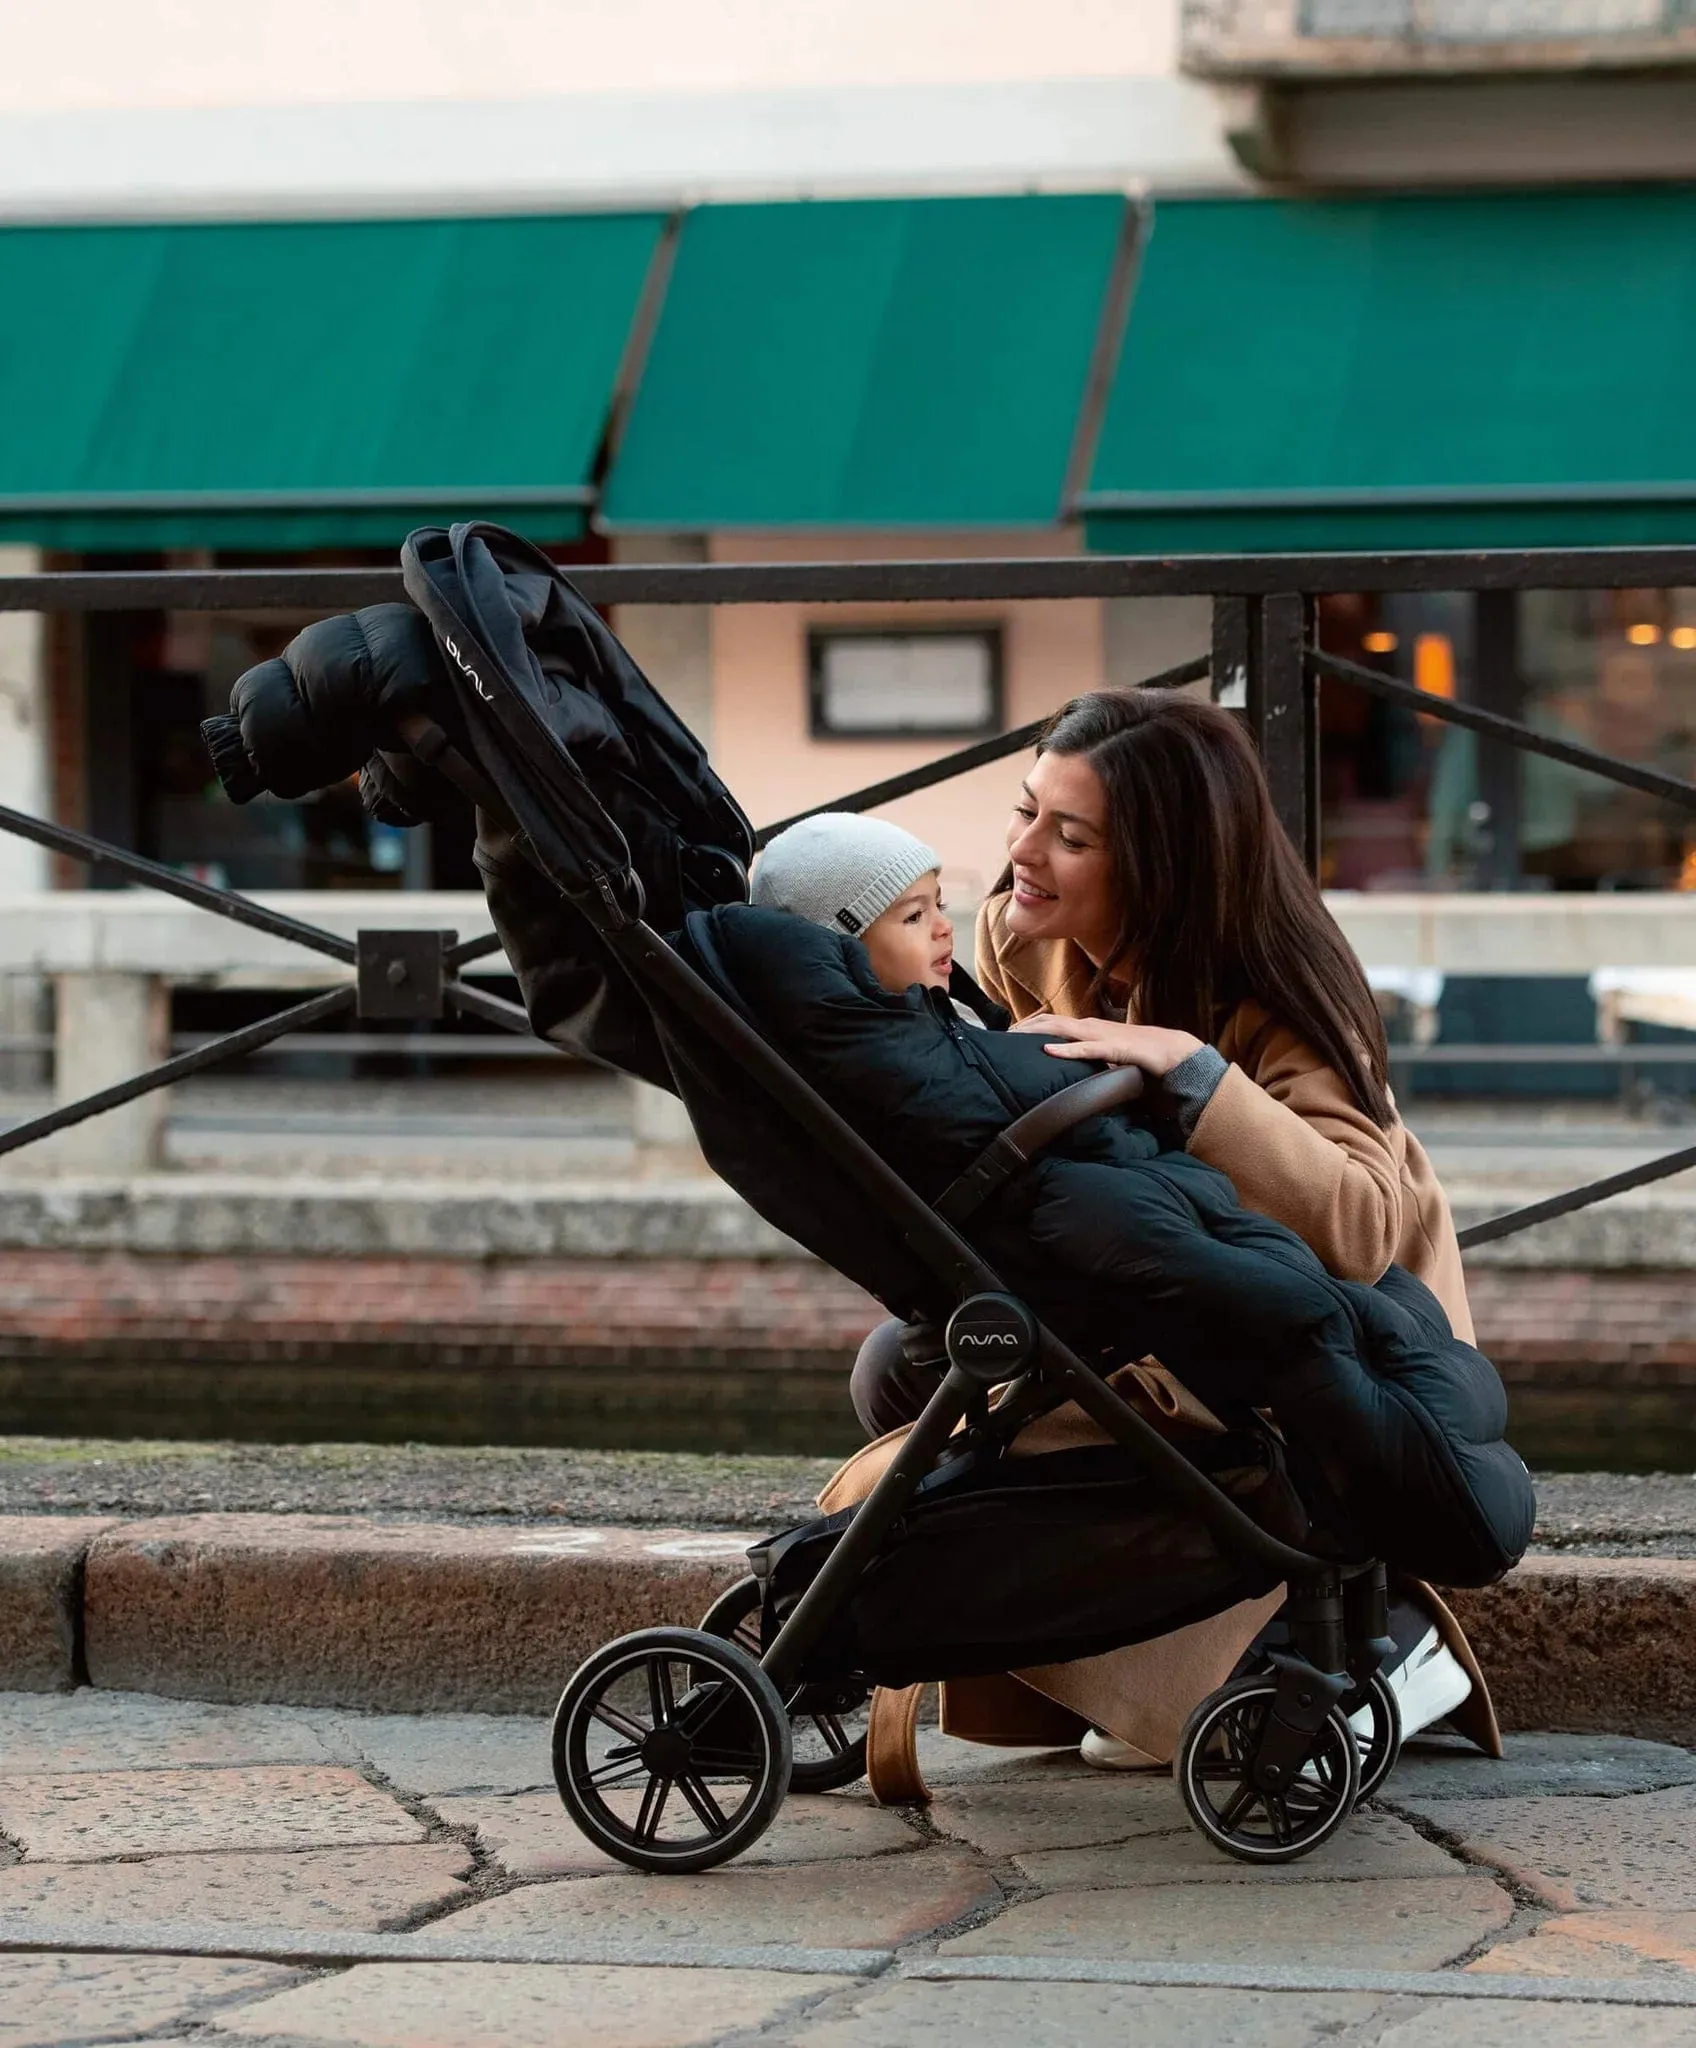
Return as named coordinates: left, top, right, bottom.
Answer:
left=83, top=1514, right=748, bottom=1713
left=910, top=1732, right=1095, bottom=1781
left=1012, top=1810, right=1462, bottom=1888
left=302, top=1709, right=555, bottom=1796
left=939, top=1876, right=1514, bottom=1972
left=0, top=1764, right=424, bottom=1861
left=1371, top=1999, right=1696, bottom=2045
left=202, top=1958, right=855, bottom=2048
left=434, top=1789, right=919, bottom=1878
left=7, top=1693, right=1696, bottom=2046
left=446, top=1851, right=998, bottom=1951
left=1389, top=1732, right=1696, bottom=1802
left=0, top=1951, right=296, bottom=2048
left=1469, top=1911, right=1696, bottom=1981
left=926, top=1776, right=1183, bottom=1859
left=788, top=1977, right=1391, bottom=2047
left=1405, top=1784, right=1696, bottom=1911
left=0, top=1688, right=330, bottom=1775
left=0, top=1843, right=473, bottom=1932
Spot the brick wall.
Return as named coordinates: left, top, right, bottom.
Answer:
left=0, top=1248, right=1684, bottom=1458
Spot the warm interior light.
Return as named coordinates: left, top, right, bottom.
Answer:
left=1362, top=630, right=1398, bottom=654
left=1672, top=627, right=1696, bottom=651
left=1626, top=622, right=1662, bottom=646
left=1413, top=632, right=1455, bottom=701
left=1680, top=845, right=1696, bottom=892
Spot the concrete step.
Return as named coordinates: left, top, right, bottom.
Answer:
left=5, top=1512, right=1693, bottom=1740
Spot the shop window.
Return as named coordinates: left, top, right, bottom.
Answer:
left=1316, top=587, right=1696, bottom=893
left=1316, top=591, right=1471, bottom=891
left=1516, top=588, right=1696, bottom=891
left=808, top=628, right=1003, bottom=741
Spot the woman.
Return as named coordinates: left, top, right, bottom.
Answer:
left=849, top=688, right=1486, bottom=1764
left=853, top=687, right=1470, bottom=1430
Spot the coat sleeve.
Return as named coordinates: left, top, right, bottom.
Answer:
left=1185, top=1024, right=1406, bottom=1286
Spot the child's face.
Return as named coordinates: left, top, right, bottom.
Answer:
left=861, top=872, right=955, bottom=994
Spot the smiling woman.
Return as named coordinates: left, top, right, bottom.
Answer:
left=975, top=690, right=1471, bottom=1336
left=850, top=688, right=1478, bottom=1443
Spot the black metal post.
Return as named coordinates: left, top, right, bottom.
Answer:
left=1473, top=591, right=1524, bottom=890
left=1247, top=592, right=1320, bottom=877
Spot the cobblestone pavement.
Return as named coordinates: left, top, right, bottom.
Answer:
left=5, top=1694, right=1696, bottom=2045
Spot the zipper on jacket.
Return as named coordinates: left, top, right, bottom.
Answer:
left=927, top=987, right=1025, bottom=1119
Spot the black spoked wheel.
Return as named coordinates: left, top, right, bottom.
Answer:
left=1176, top=1674, right=1360, bottom=1865
left=1345, top=1670, right=1402, bottom=1801
left=699, top=1575, right=870, bottom=1793
left=552, top=1627, right=793, bottom=1873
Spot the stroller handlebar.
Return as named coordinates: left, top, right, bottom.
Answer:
left=935, top=1063, right=1148, bottom=1227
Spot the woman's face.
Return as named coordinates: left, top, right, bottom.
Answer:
left=1004, top=749, right=1119, bottom=965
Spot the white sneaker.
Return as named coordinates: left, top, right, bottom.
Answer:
left=1080, top=1727, right=1160, bottom=1771
left=1366, top=1618, right=1473, bottom=1742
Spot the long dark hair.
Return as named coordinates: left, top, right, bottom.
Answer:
left=1001, top=690, right=1394, bottom=1129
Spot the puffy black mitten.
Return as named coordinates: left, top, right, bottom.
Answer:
left=358, top=749, right=472, bottom=831
left=201, top=603, right=450, bottom=803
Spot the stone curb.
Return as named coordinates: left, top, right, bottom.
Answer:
left=0, top=1173, right=1694, bottom=1266
left=4, top=1513, right=1696, bottom=1733
left=0, top=1177, right=803, bottom=1261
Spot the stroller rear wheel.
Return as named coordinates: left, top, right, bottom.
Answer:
left=1176, top=1673, right=1360, bottom=1864
left=699, top=1576, right=870, bottom=1793
left=552, top=1627, right=792, bottom=1873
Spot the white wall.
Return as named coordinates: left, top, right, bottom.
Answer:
left=2, top=2, right=1181, bottom=108
left=0, top=1, right=1241, bottom=219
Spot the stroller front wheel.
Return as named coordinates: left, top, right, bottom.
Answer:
left=1176, top=1673, right=1360, bottom=1865
left=699, top=1575, right=870, bottom=1793
left=1345, top=1669, right=1403, bottom=1801
left=552, top=1626, right=793, bottom=1873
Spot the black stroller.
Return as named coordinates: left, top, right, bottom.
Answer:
left=205, top=524, right=1470, bottom=1875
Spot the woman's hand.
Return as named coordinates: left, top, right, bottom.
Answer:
left=1009, top=1012, right=1204, bottom=1076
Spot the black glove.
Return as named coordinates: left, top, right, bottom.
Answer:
left=201, top=603, right=453, bottom=803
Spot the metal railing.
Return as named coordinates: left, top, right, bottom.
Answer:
left=4, top=546, right=1696, bottom=1252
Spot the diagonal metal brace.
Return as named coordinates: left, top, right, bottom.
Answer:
left=0, top=985, right=357, bottom=1161
left=0, top=799, right=357, bottom=964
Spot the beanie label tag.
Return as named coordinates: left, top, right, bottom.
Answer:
left=836, top=909, right=864, bottom=934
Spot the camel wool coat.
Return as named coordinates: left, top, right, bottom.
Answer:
left=974, top=891, right=1474, bottom=1344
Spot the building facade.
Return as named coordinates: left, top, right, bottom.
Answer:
left=2, top=0, right=1694, bottom=922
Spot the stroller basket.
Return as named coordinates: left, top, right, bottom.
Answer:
left=751, top=1435, right=1300, bottom=1688
left=397, top=524, right=1407, bottom=1870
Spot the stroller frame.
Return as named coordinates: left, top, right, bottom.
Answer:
left=552, top=911, right=1402, bottom=1869
left=389, top=526, right=1402, bottom=1870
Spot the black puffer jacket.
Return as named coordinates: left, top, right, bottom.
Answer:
left=678, top=904, right=1535, bottom=1589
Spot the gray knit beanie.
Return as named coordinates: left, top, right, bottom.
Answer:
left=750, top=813, right=943, bottom=938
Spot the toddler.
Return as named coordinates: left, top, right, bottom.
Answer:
left=750, top=813, right=979, bottom=1020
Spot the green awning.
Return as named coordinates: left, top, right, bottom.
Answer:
left=1082, top=191, right=1696, bottom=554
left=0, top=212, right=667, bottom=551
left=602, top=194, right=1130, bottom=530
